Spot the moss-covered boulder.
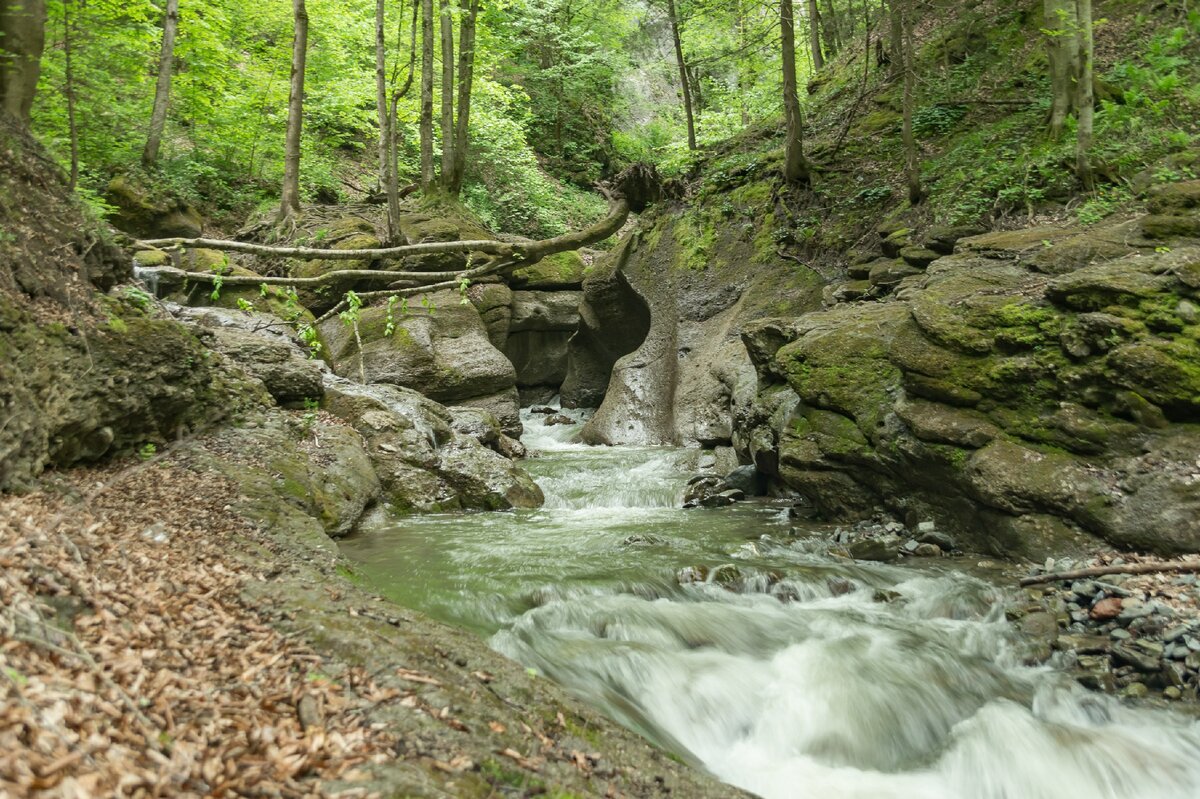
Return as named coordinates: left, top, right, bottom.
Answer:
left=106, top=174, right=203, bottom=239
left=320, top=289, right=518, bottom=411
left=509, top=250, right=590, bottom=289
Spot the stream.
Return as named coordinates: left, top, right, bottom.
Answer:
left=340, top=407, right=1200, bottom=799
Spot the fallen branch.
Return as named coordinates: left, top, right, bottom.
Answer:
left=139, top=236, right=514, bottom=262
left=1018, top=561, right=1200, bottom=587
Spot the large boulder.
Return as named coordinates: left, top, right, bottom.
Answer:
left=322, top=378, right=542, bottom=512
left=106, top=174, right=203, bottom=239
left=320, top=289, right=518, bottom=416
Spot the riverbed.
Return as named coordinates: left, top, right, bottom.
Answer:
left=341, top=407, right=1200, bottom=799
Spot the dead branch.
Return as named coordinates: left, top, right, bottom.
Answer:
left=1018, top=561, right=1200, bottom=587
left=139, top=236, right=513, bottom=262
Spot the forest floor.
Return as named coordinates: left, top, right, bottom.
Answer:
left=0, top=428, right=743, bottom=799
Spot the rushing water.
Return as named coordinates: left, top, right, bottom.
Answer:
left=341, top=406, right=1200, bottom=799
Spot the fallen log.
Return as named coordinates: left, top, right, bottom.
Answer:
left=1019, top=561, right=1200, bottom=587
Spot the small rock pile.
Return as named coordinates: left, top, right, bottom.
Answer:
left=1014, top=555, right=1200, bottom=702
left=800, top=515, right=957, bottom=561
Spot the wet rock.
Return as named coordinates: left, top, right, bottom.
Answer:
left=912, top=543, right=943, bottom=557
left=916, top=529, right=956, bottom=551
left=544, top=414, right=576, bottom=426
left=1057, top=634, right=1111, bottom=654
left=848, top=536, right=900, bottom=562
left=722, top=465, right=762, bottom=496
left=1111, top=643, right=1160, bottom=673
left=621, top=534, right=669, bottom=547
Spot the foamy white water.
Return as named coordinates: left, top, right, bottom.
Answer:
left=344, top=404, right=1200, bottom=799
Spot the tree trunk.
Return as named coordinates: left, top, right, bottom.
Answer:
left=1075, top=0, right=1093, bottom=189
left=142, top=0, right=179, bottom=167
left=447, top=0, right=478, bottom=195
left=375, top=0, right=400, bottom=243
left=1044, top=0, right=1079, bottom=137
left=781, top=0, right=811, bottom=185
left=666, top=0, right=696, bottom=151
left=900, top=0, right=922, bottom=204
left=439, top=0, right=454, bottom=186
left=806, top=0, right=824, bottom=70
left=278, top=0, right=308, bottom=222
left=419, top=0, right=435, bottom=190
left=0, top=0, right=46, bottom=124
left=63, top=0, right=78, bottom=188
left=821, top=0, right=840, bottom=54
left=887, top=0, right=902, bottom=79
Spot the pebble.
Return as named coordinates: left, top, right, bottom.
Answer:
left=1091, top=597, right=1123, bottom=621
left=1110, top=628, right=1131, bottom=641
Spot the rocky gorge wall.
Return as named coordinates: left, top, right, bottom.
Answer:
left=572, top=179, right=1200, bottom=558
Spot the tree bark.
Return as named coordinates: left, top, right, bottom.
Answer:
left=375, top=0, right=400, bottom=243
left=806, top=0, right=824, bottom=70
left=665, top=0, right=696, bottom=151
left=1044, top=0, right=1079, bottom=137
left=901, top=0, right=922, bottom=204
left=447, top=0, right=478, bottom=195
left=781, top=0, right=811, bottom=185
left=143, top=0, right=180, bottom=167
left=278, top=0, right=308, bottom=222
left=439, top=0, right=454, bottom=185
left=419, top=0, right=435, bottom=190
left=1075, top=0, right=1094, bottom=189
left=0, top=0, right=46, bottom=124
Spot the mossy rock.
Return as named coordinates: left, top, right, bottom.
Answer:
left=1147, top=180, right=1200, bottom=214
left=1107, top=339, right=1200, bottom=419
left=1046, top=260, right=1174, bottom=311
left=958, top=227, right=1075, bottom=259
left=509, top=250, right=589, bottom=289
left=858, top=110, right=901, bottom=134
left=132, top=248, right=171, bottom=267
left=1142, top=214, right=1200, bottom=240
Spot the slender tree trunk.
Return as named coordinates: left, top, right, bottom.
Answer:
left=821, top=0, right=840, bottom=54
left=1044, top=0, right=1079, bottom=137
left=448, top=0, right=478, bottom=195
left=666, top=0, right=696, bottom=151
left=900, top=0, right=922, bottom=204
left=419, top=0, right=435, bottom=190
left=439, top=0, right=454, bottom=185
left=63, top=0, right=77, bottom=188
left=781, top=0, right=811, bottom=185
left=736, top=0, right=751, bottom=125
left=142, top=0, right=179, bottom=167
left=1075, top=0, right=1094, bottom=189
left=278, top=0, right=308, bottom=221
left=375, top=0, right=400, bottom=242
left=0, top=0, right=46, bottom=124
left=806, top=0, right=823, bottom=70
left=887, top=0, right=902, bottom=79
